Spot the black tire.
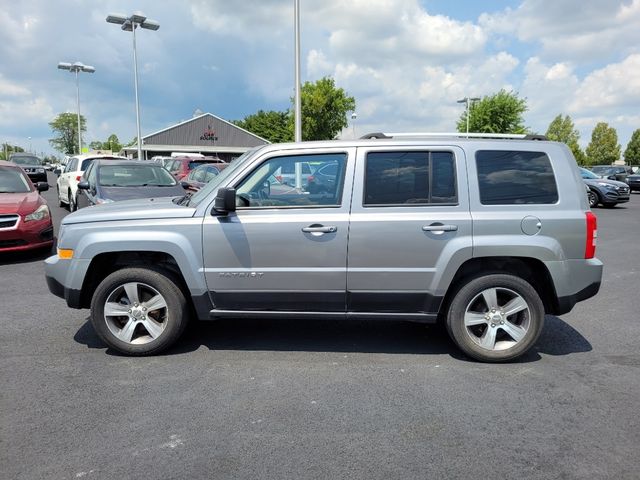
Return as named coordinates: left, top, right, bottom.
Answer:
left=68, top=189, right=76, bottom=212
left=446, top=274, right=545, bottom=362
left=90, top=267, right=189, bottom=356
left=587, top=189, right=599, bottom=208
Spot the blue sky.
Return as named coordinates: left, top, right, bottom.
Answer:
left=1, top=0, right=639, bottom=157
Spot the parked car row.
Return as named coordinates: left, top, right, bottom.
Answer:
left=580, top=167, right=632, bottom=208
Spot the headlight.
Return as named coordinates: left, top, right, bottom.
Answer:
left=24, top=204, right=50, bottom=222
left=597, top=182, right=618, bottom=190
left=37, top=168, right=45, bottom=173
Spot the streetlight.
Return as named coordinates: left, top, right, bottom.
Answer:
left=351, top=112, right=357, bottom=139
left=457, top=96, right=480, bottom=136
left=106, top=12, right=160, bottom=160
left=58, top=61, right=95, bottom=154
left=293, top=0, right=302, bottom=142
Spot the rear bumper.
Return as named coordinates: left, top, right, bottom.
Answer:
left=545, top=258, right=604, bottom=315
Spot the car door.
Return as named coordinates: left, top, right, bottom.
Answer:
left=58, top=157, right=77, bottom=201
left=346, top=146, right=472, bottom=315
left=201, top=147, right=355, bottom=313
left=79, top=162, right=98, bottom=208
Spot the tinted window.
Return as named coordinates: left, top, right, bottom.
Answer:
left=10, top=155, right=40, bottom=165
left=99, top=165, right=177, bottom=186
left=476, top=150, right=558, bottom=205
left=0, top=168, right=31, bottom=193
left=364, top=151, right=457, bottom=205
left=80, top=159, right=95, bottom=171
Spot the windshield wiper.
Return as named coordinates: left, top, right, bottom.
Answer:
left=173, top=193, right=191, bottom=206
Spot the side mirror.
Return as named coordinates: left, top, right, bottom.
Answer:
left=213, top=187, right=236, bottom=215
left=181, top=181, right=190, bottom=189
left=77, top=180, right=90, bottom=190
left=36, top=182, right=49, bottom=192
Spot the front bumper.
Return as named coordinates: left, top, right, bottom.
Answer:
left=44, top=254, right=91, bottom=308
left=0, top=218, right=54, bottom=253
left=601, top=188, right=630, bottom=204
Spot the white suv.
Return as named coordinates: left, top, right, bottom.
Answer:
left=56, top=154, right=127, bottom=211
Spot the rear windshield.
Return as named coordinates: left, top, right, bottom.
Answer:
left=99, top=165, right=177, bottom=187
left=0, top=168, right=32, bottom=193
left=476, top=150, right=558, bottom=205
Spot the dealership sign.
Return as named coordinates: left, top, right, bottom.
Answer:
left=200, top=125, right=219, bottom=142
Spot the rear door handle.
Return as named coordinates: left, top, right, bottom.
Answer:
left=302, top=224, right=337, bottom=234
left=422, top=224, right=458, bottom=232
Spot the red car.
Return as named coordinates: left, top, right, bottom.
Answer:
left=0, top=160, right=54, bottom=253
left=166, top=156, right=228, bottom=181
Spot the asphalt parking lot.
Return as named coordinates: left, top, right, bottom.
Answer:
left=1, top=172, right=639, bottom=480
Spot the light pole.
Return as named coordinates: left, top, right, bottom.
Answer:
left=58, top=61, right=95, bottom=154
left=351, top=112, right=357, bottom=139
left=293, top=0, right=302, bottom=142
left=457, top=96, right=480, bottom=136
left=106, top=12, right=160, bottom=160
left=28, top=137, right=32, bottom=153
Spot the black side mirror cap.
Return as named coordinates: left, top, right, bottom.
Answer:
left=181, top=181, right=190, bottom=189
left=213, top=187, right=236, bottom=215
left=77, top=180, right=90, bottom=190
left=36, top=182, right=49, bottom=192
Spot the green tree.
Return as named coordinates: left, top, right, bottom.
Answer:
left=89, top=134, right=123, bottom=152
left=623, top=129, right=640, bottom=166
left=294, top=76, right=356, bottom=141
left=234, top=110, right=293, bottom=143
left=585, top=122, right=621, bottom=166
left=0, top=144, right=25, bottom=160
left=49, top=112, right=86, bottom=154
left=545, top=114, right=586, bottom=164
left=457, top=89, right=528, bottom=134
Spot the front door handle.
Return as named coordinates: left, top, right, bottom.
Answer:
left=302, top=224, right=337, bottom=234
left=422, top=224, right=458, bottom=232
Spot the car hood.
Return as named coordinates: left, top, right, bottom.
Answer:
left=583, top=178, right=628, bottom=188
left=99, top=185, right=186, bottom=202
left=62, top=195, right=196, bottom=225
left=0, top=191, right=42, bottom=216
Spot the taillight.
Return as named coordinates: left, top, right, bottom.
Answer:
left=307, top=175, right=315, bottom=183
left=76, top=175, right=82, bottom=182
left=275, top=175, right=283, bottom=183
left=585, top=211, right=597, bottom=259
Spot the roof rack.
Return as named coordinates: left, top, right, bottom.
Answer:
left=360, top=132, right=548, bottom=141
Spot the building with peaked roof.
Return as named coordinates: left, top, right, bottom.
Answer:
left=122, top=112, right=269, bottom=160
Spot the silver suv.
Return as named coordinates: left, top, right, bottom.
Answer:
left=45, top=133, right=603, bottom=362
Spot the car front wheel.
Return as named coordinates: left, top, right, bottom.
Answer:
left=446, top=274, right=545, bottom=362
left=90, top=267, right=189, bottom=355
left=587, top=190, right=599, bottom=208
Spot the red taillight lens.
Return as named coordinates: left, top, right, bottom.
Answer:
left=275, top=175, right=282, bottom=183
left=76, top=175, right=82, bottom=182
left=307, top=175, right=315, bottom=182
left=585, top=211, right=597, bottom=259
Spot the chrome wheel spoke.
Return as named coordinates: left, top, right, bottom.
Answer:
left=479, top=326, right=498, bottom=350
left=116, top=319, right=137, bottom=343
left=143, top=294, right=167, bottom=313
left=502, top=296, right=528, bottom=317
left=464, top=311, right=488, bottom=327
left=501, top=320, right=527, bottom=342
left=104, top=302, right=130, bottom=317
left=142, top=317, right=164, bottom=339
left=123, top=283, right=140, bottom=305
left=481, top=288, right=498, bottom=310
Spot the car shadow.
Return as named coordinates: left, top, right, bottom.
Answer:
left=73, top=313, right=592, bottom=362
left=0, top=246, right=53, bottom=265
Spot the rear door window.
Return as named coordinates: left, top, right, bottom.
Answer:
left=476, top=150, right=558, bottom=205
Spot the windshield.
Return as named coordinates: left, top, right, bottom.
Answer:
left=11, top=156, right=41, bottom=166
left=590, top=166, right=611, bottom=174
left=99, top=164, right=178, bottom=187
left=0, top=168, right=32, bottom=193
left=580, top=168, right=599, bottom=179
left=188, top=149, right=259, bottom=206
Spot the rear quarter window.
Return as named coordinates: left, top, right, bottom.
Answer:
left=476, top=150, right=558, bottom=205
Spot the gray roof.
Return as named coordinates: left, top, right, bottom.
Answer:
left=142, top=113, right=269, bottom=148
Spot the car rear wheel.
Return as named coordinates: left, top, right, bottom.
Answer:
left=587, top=190, right=599, bottom=208
left=90, top=267, right=189, bottom=355
left=446, top=274, right=545, bottom=362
